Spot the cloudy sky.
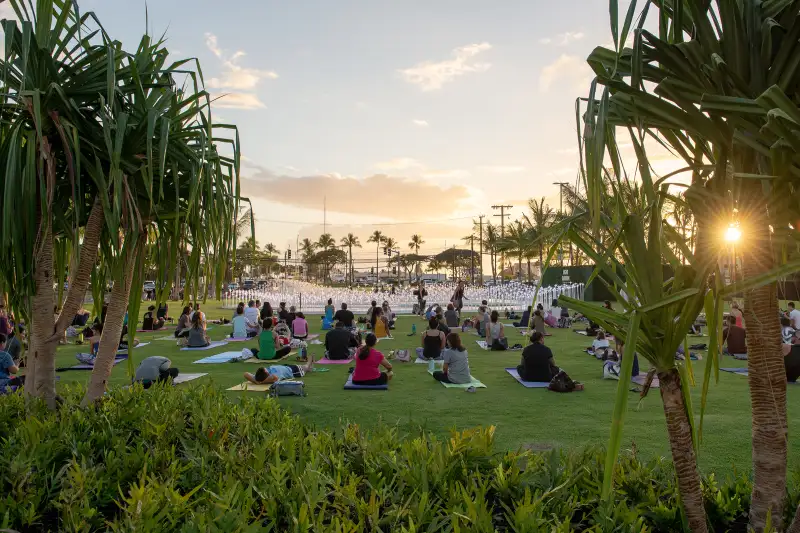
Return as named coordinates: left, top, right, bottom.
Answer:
left=69, top=1, right=673, bottom=264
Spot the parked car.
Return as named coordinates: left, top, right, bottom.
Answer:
left=242, top=279, right=255, bottom=290
left=143, top=281, right=156, bottom=291
left=228, top=282, right=239, bottom=291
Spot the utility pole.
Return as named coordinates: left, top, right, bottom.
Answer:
left=469, top=235, right=475, bottom=285
left=491, top=205, right=512, bottom=284
left=478, top=215, right=484, bottom=286
left=553, top=182, right=569, bottom=266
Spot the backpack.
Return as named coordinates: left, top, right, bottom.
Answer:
left=394, top=349, right=411, bottom=362
left=269, top=380, right=305, bottom=397
left=603, top=360, right=621, bottom=380
left=548, top=370, right=577, bottom=392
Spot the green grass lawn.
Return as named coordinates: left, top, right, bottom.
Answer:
left=54, top=299, right=800, bottom=475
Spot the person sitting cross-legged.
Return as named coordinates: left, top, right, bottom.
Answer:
left=334, top=303, right=355, bottom=328
left=513, top=306, right=532, bottom=328
left=431, top=332, right=471, bottom=385
left=253, top=319, right=291, bottom=360
left=292, top=312, right=309, bottom=340
left=174, top=306, right=192, bottom=338
left=722, top=315, right=747, bottom=359
left=420, top=317, right=446, bottom=360
left=134, top=356, right=179, bottom=389
left=325, top=321, right=358, bottom=360
left=444, top=303, right=460, bottom=328
left=0, top=334, right=22, bottom=388
left=231, top=303, right=249, bottom=339
left=486, top=310, right=507, bottom=350
left=187, top=313, right=210, bottom=348
left=244, top=357, right=315, bottom=385
left=518, top=331, right=562, bottom=383
left=142, top=305, right=165, bottom=331
left=352, top=333, right=393, bottom=386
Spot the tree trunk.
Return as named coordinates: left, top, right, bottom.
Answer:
left=658, top=368, right=708, bottom=533
left=28, top=224, right=59, bottom=410
left=742, top=213, right=788, bottom=532
left=51, top=199, right=104, bottom=340
left=788, top=505, right=800, bottom=532
left=82, top=233, right=141, bottom=406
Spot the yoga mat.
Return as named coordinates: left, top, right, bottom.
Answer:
left=631, top=373, right=660, bottom=388
left=574, top=330, right=588, bottom=335
left=317, top=357, right=354, bottom=365
left=415, top=357, right=443, bottom=364
left=309, top=340, right=323, bottom=345
left=225, top=337, right=253, bottom=342
left=227, top=382, right=272, bottom=392
left=306, top=334, right=320, bottom=341
left=192, top=351, right=249, bottom=364
left=63, top=356, right=127, bottom=371
left=155, top=335, right=177, bottom=341
left=344, top=375, right=388, bottom=390
left=241, top=351, right=297, bottom=364
left=721, top=367, right=748, bottom=375
left=173, top=373, right=208, bottom=384
left=505, top=368, right=550, bottom=388
left=427, top=369, right=486, bottom=388
left=181, top=340, right=229, bottom=351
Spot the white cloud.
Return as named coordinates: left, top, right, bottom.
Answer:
left=539, top=54, right=592, bottom=93
left=373, top=157, right=424, bottom=171
left=210, top=92, right=266, bottom=110
left=399, top=42, right=492, bottom=91
left=421, top=169, right=471, bottom=179
left=557, top=147, right=578, bottom=155
left=478, top=165, right=526, bottom=173
left=412, top=119, right=429, bottom=127
left=540, top=31, right=585, bottom=46
left=205, top=33, right=276, bottom=110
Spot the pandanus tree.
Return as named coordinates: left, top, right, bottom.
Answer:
left=82, top=38, right=240, bottom=405
left=569, top=0, right=800, bottom=530
left=408, top=234, right=425, bottom=282
left=0, top=0, right=126, bottom=408
left=367, top=230, right=384, bottom=286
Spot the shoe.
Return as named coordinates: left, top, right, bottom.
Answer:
left=465, top=386, right=476, bottom=393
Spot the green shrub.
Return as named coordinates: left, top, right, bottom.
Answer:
left=0, top=385, right=793, bottom=532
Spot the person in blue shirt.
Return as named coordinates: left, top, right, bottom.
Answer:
left=243, top=357, right=314, bottom=385
left=0, top=334, right=21, bottom=388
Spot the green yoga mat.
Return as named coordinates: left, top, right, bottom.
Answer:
left=427, top=369, right=486, bottom=388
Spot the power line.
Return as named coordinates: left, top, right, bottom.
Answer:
left=251, top=215, right=476, bottom=227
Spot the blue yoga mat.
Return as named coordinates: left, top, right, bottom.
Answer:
left=344, top=375, right=388, bottom=390
left=505, top=368, right=550, bottom=388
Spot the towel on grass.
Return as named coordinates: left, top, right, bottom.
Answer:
left=631, top=373, right=660, bottom=388
left=192, top=351, right=249, bottom=364
left=173, top=373, right=208, bottom=385
left=505, top=368, right=550, bottom=388
left=181, top=340, right=229, bottom=351
left=227, top=382, right=272, bottom=392
left=427, top=369, right=485, bottom=388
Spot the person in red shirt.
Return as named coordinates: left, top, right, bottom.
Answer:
left=352, top=333, right=393, bottom=386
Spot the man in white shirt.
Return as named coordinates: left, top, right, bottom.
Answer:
left=789, top=302, right=800, bottom=330
left=244, top=300, right=260, bottom=333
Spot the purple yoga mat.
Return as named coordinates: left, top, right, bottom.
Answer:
left=631, top=373, right=660, bottom=388
left=68, top=356, right=127, bottom=371
left=317, top=357, right=354, bottom=365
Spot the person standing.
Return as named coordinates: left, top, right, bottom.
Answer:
left=451, top=280, right=465, bottom=313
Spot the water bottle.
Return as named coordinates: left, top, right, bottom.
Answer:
left=411, top=323, right=417, bottom=335
left=428, top=358, right=435, bottom=372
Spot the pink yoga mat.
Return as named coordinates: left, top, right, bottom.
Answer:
left=317, top=357, right=353, bottom=365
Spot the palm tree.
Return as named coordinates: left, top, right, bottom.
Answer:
left=316, top=233, right=337, bottom=282
left=367, top=231, right=384, bottom=287
left=426, top=259, right=443, bottom=277
left=408, top=234, right=425, bottom=282
left=497, top=220, right=532, bottom=281
left=483, top=223, right=499, bottom=284
left=340, top=234, right=361, bottom=286
left=523, top=197, right=556, bottom=269
left=299, top=239, right=316, bottom=281
left=581, top=2, right=800, bottom=529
